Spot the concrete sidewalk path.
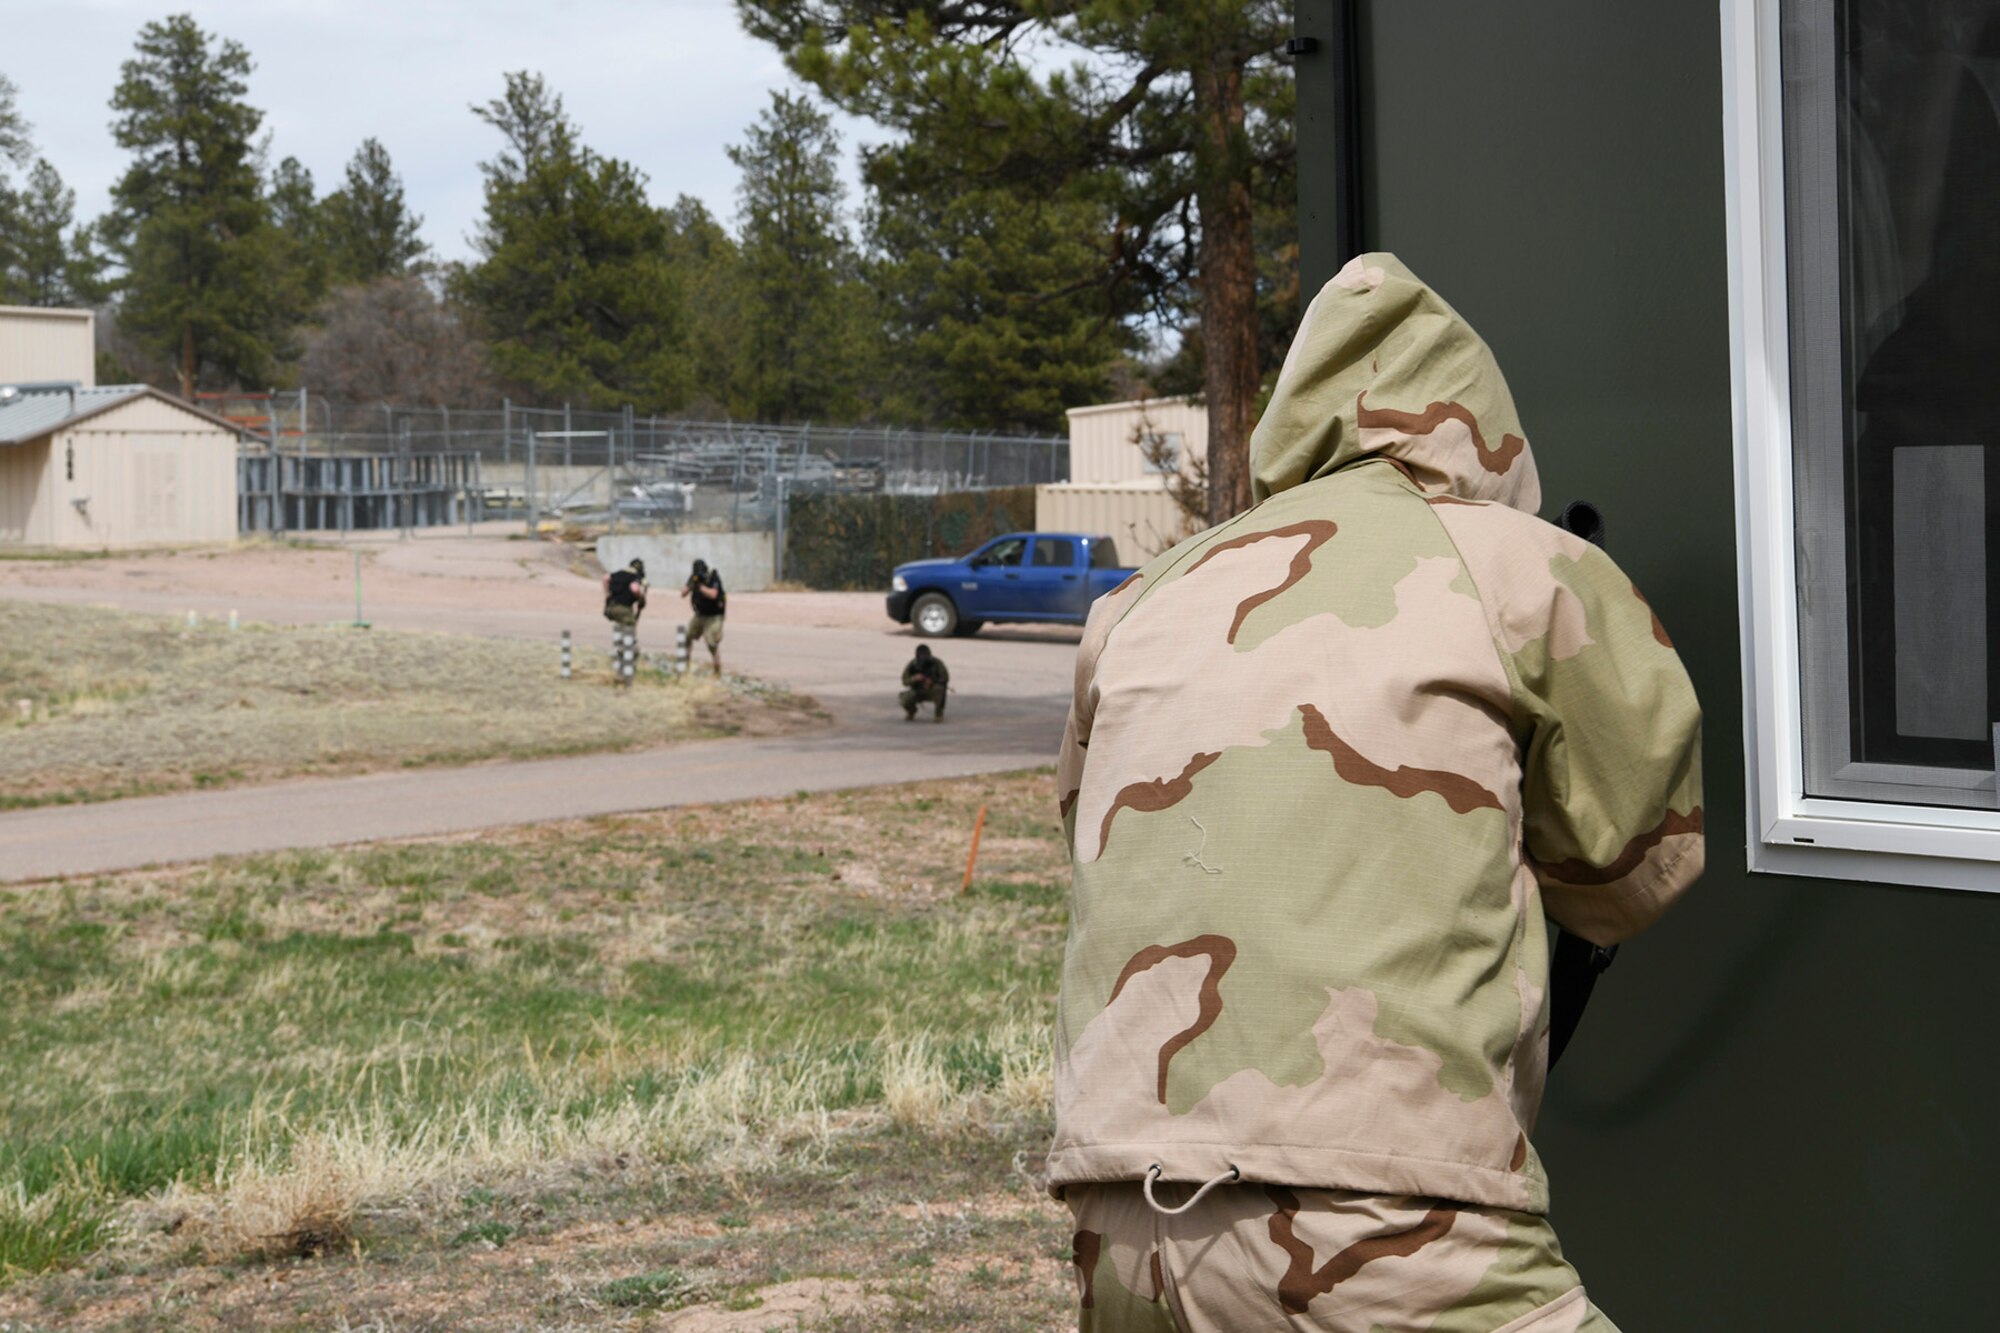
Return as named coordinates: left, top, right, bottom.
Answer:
left=0, top=720, right=1057, bottom=883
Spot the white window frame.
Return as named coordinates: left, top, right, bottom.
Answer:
left=1723, top=0, right=2000, bottom=892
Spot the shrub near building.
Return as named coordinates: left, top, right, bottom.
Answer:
left=783, top=486, right=1038, bottom=590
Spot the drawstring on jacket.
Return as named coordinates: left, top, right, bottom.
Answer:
left=1143, top=1162, right=1240, bottom=1216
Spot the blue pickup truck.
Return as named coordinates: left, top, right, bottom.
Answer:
left=886, top=532, right=1135, bottom=636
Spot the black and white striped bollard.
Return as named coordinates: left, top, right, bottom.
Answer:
left=675, top=624, right=689, bottom=675
left=561, top=629, right=572, bottom=681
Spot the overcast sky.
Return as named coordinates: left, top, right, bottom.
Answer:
left=6, top=0, right=877, bottom=263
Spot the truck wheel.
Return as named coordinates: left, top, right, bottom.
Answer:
left=954, top=620, right=985, bottom=637
left=911, top=593, right=958, bottom=637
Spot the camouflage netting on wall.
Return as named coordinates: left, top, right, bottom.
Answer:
left=785, top=488, right=1039, bottom=590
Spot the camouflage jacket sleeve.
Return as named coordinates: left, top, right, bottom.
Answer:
left=1435, top=505, right=1703, bottom=947
left=931, top=659, right=949, bottom=687
left=1056, top=575, right=1140, bottom=847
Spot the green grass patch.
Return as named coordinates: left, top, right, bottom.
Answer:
left=598, top=1266, right=702, bottom=1309
left=0, top=1189, right=114, bottom=1278
left=0, top=770, right=1068, bottom=1307
left=449, top=1220, right=514, bottom=1249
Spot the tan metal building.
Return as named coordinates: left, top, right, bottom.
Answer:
left=1037, top=394, right=1211, bottom=561
left=0, top=384, right=242, bottom=548
left=1060, top=395, right=1208, bottom=483
left=1035, top=481, right=1207, bottom=564
left=0, top=306, right=95, bottom=388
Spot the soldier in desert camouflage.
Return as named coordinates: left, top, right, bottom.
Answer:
left=1051, top=254, right=1703, bottom=1331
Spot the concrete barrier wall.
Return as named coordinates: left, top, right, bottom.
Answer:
left=597, top=531, right=776, bottom=593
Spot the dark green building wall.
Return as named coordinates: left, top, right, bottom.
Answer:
left=1288, top=3, right=1999, bottom=1327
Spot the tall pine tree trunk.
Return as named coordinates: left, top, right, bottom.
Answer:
left=1193, top=57, right=1259, bottom=526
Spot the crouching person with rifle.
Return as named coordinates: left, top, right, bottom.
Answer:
left=900, top=643, right=949, bottom=722
left=1049, top=255, right=1702, bottom=1332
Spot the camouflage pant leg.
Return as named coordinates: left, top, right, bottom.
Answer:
left=1070, top=1186, right=1180, bottom=1332
left=900, top=684, right=945, bottom=714
left=1068, top=1181, right=1619, bottom=1333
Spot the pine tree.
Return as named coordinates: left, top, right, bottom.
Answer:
left=0, top=73, right=29, bottom=179
left=662, top=195, right=747, bottom=417
left=0, top=78, right=107, bottom=308
left=104, top=14, right=292, bottom=395
left=321, top=138, right=428, bottom=283
left=738, top=0, right=1298, bottom=522
left=454, top=72, right=686, bottom=409
left=266, top=156, right=318, bottom=242
left=727, top=92, right=863, bottom=422
left=865, top=167, right=1131, bottom=432
left=265, top=154, right=333, bottom=339
left=1, top=159, right=108, bottom=307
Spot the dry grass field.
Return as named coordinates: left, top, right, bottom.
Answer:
left=0, top=601, right=815, bottom=809
left=0, top=770, right=1076, bottom=1331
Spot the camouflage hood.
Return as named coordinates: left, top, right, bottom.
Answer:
left=1251, top=253, right=1542, bottom=514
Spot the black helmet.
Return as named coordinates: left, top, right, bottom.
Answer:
left=628, top=558, right=645, bottom=577
left=914, top=644, right=932, bottom=659
left=692, top=558, right=709, bottom=577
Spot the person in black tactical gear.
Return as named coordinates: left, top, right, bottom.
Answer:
left=679, top=558, right=726, bottom=675
left=900, top=643, right=949, bottom=722
left=602, top=558, right=647, bottom=629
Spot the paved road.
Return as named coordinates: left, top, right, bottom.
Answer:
left=0, top=537, right=1079, bottom=882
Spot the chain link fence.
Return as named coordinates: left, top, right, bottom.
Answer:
left=233, top=392, right=1068, bottom=540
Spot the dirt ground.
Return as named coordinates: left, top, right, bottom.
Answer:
left=0, top=1142, right=1076, bottom=1332
left=0, top=530, right=895, bottom=632
left=0, top=598, right=820, bottom=808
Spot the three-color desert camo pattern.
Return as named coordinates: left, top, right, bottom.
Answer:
left=1050, top=254, right=1704, bottom=1226
left=1068, top=1179, right=1622, bottom=1332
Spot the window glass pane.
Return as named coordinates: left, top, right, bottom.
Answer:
left=1142, top=432, right=1183, bottom=474
left=1033, top=538, right=1075, bottom=567
left=975, top=538, right=1025, bottom=567
left=1891, top=447, right=1986, bottom=740
left=1784, top=0, right=2000, bottom=809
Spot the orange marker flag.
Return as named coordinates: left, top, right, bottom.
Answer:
left=961, top=804, right=988, bottom=895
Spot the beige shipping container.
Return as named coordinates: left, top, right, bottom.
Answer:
left=0, top=306, right=95, bottom=387
left=1036, top=482, right=1205, bottom=564
left=1063, top=395, right=1208, bottom=485
left=0, top=387, right=240, bottom=548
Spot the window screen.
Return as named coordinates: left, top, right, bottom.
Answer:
left=1783, top=0, right=2000, bottom=809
